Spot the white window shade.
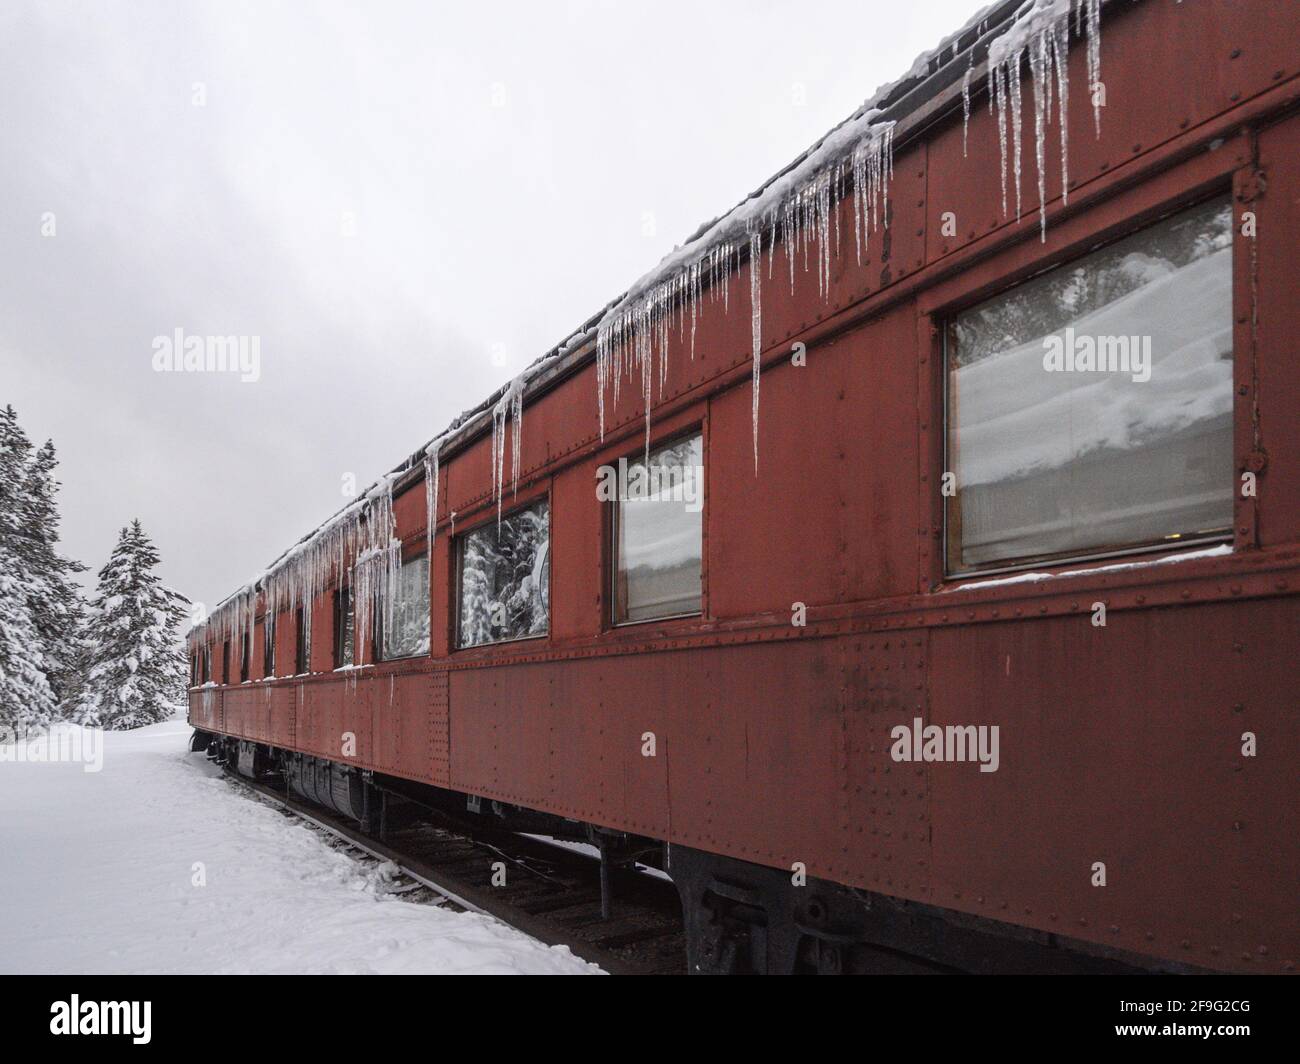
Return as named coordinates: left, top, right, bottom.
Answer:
left=614, top=434, right=703, bottom=623
left=947, top=198, right=1234, bottom=573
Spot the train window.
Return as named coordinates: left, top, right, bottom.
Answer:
left=222, top=640, right=230, bottom=685
left=201, top=646, right=211, bottom=684
left=611, top=433, right=704, bottom=624
left=457, top=499, right=550, bottom=648
left=190, top=652, right=199, bottom=686
left=381, top=555, right=430, bottom=660
left=239, top=632, right=250, bottom=684
left=295, top=606, right=311, bottom=673
left=334, top=587, right=355, bottom=668
left=263, top=616, right=276, bottom=678
left=945, top=197, right=1234, bottom=574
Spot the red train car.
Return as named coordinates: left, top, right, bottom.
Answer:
left=190, top=0, right=1300, bottom=974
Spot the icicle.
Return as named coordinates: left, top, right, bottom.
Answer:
left=596, top=327, right=608, bottom=439
left=722, top=241, right=732, bottom=313
left=1008, top=54, right=1023, bottom=221
left=784, top=199, right=797, bottom=292
left=423, top=438, right=442, bottom=558
left=491, top=374, right=525, bottom=523
left=851, top=163, right=863, bottom=265
left=1029, top=34, right=1049, bottom=240
left=690, top=262, right=700, bottom=359
left=850, top=122, right=894, bottom=262
left=962, top=61, right=973, bottom=158
left=984, top=0, right=1105, bottom=235
left=1084, top=0, right=1102, bottom=137
left=992, top=62, right=1009, bottom=216
left=815, top=171, right=832, bottom=298
left=1052, top=13, right=1070, bottom=208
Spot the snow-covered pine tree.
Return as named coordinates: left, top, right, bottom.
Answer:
left=76, top=520, right=190, bottom=729
left=21, top=437, right=88, bottom=705
left=0, top=547, right=57, bottom=740
left=0, top=406, right=88, bottom=714
left=0, top=405, right=58, bottom=738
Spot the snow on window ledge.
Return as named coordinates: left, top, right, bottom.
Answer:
left=945, top=543, right=1232, bottom=592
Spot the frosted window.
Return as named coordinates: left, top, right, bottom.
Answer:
left=947, top=198, right=1234, bottom=572
left=458, top=500, right=550, bottom=648
left=382, top=555, right=430, bottom=659
left=614, top=434, right=703, bottom=623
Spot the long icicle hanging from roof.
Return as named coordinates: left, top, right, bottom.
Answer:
left=423, top=437, right=443, bottom=558
left=988, top=0, right=1103, bottom=240
left=595, top=117, right=894, bottom=473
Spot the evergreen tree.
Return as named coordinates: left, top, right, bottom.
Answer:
left=0, top=405, right=32, bottom=519
left=22, top=438, right=88, bottom=704
left=0, top=550, right=57, bottom=739
left=0, top=406, right=88, bottom=717
left=0, top=406, right=58, bottom=737
left=75, top=520, right=190, bottom=729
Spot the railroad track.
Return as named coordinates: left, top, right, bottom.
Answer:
left=219, top=767, right=687, bottom=975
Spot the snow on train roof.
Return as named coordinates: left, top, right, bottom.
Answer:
left=198, top=0, right=1108, bottom=642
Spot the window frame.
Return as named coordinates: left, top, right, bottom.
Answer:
left=935, top=189, right=1238, bottom=582
left=453, top=489, right=552, bottom=652
left=607, top=427, right=706, bottom=628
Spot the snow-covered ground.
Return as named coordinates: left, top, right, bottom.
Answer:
left=0, top=720, right=599, bottom=975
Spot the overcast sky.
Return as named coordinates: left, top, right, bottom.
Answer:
left=2, top=0, right=979, bottom=613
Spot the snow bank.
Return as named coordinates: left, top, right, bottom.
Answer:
left=0, top=721, right=600, bottom=975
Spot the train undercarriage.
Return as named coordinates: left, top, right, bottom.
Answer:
left=194, top=729, right=1182, bottom=975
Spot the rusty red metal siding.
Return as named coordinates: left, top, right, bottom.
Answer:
left=708, top=305, right=920, bottom=617
left=429, top=533, right=453, bottom=658
left=189, top=686, right=220, bottom=732
left=308, top=595, right=333, bottom=675
left=550, top=462, right=603, bottom=641
left=273, top=610, right=294, bottom=678
left=447, top=640, right=848, bottom=863
left=927, top=597, right=1300, bottom=970
left=1254, top=112, right=1300, bottom=548
left=369, top=671, right=448, bottom=785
